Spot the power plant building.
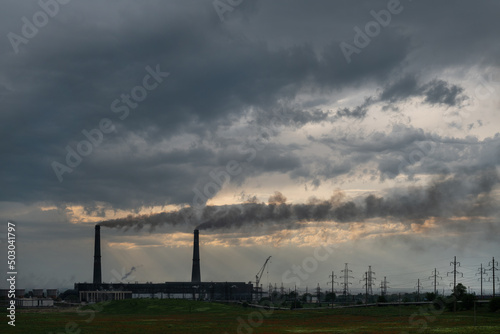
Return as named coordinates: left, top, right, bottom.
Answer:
left=76, top=227, right=253, bottom=301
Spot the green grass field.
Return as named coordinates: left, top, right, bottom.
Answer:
left=2, top=299, right=500, bottom=333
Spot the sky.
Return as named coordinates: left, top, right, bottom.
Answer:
left=1, top=0, right=499, bottom=296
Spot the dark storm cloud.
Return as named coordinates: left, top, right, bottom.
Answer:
left=340, top=75, right=468, bottom=118
left=335, top=97, right=373, bottom=119
left=420, top=79, right=466, bottom=106
left=1, top=0, right=499, bottom=212
left=0, top=1, right=407, bottom=209
left=268, top=108, right=330, bottom=128
left=305, top=125, right=500, bottom=183
left=0, top=204, right=92, bottom=242
left=379, top=75, right=467, bottom=106
left=379, top=74, right=419, bottom=103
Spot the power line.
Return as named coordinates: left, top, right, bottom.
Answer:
left=487, top=257, right=499, bottom=298
left=476, top=263, right=488, bottom=299
left=428, top=268, right=442, bottom=295
left=328, top=271, right=338, bottom=309
left=328, top=271, right=338, bottom=293
left=360, top=272, right=368, bottom=304
left=368, top=265, right=376, bottom=295
left=447, top=256, right=463, bottom=312
left=340, top=263, right=353, bottom=298
left=380, top=276, right=390, bottom=296
left=415, top=278, right=424, bottom=302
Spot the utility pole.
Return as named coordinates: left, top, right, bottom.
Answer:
left=415, top=279, right=424, bottom=302
left=476, top=264, right=487, bottom=299
left=270, top=283, right=276, bottom=302
left=487, top=257, right=499, bottom=297
left=447, top=256, right=463, bottom=312
left=365, top=272, right=368, bottom=303
left=341, top=263, right=353, bottom=302
left=380, top=276, right=389, bottom=297
left=367, top=266, right=376, bottom=295
left=294, top=285, right=297, bottom=309
left=328, top=271, right=337, bottom=309
left=360, top=272, right=368, bottom=304
left=428, top=268, right=442, bottom=296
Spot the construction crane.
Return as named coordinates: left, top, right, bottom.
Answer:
left=254, top=256, right=271, bottom=301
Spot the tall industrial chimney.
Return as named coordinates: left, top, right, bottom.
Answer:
left=93, top=225, right=102, bottom=285
left=191, top=229, right=201, bottom=283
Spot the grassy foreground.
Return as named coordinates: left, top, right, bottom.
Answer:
left=2, top=299, right=500, bottom=333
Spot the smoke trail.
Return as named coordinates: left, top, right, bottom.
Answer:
left=98, top=207, right=197, bottom=230
left=98, top=169, right=499, bottom=232
left=122, top=266, right=137, bottom=280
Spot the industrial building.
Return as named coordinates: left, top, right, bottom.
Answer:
left=79, top=290, right=132, bottom=303
left=0, top=289, right=58, bottom=299
left=0, top=289, right=59, bottom=309
left=75, top=226, right=254, bottom=301
left=15, top=298, right=54, bottom=307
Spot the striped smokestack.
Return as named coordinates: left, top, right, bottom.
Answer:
left=191, top=229, right=201, bottom=283
left=93, top=225, right=102, bottom=285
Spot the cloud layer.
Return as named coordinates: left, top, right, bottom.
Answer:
left=1, top=0, right=499, bottom=213
left=1, top=0, right=499, bottom=292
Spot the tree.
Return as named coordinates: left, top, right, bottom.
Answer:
left=453, top=283, right=467, bottom=300
left=489, top=297, right=500, bottom=312
left=301, top=293, right=312, bottom=303
left=59, top=289, right=79, bottom=302
left=325, top=292, right=336, bottom=302
left=425, top=292, right=436, bottom=301
left=258, top=297, right=271, bottom=305
left=290, top=298, right=302, bottom=309
left=377, top=295, right=387, bottom=303
left=461, top=293, right=476, bottom=310
left=449, top=284, right=475, bottom=311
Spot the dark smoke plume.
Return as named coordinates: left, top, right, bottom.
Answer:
left=98, top=207, right=198, bottom=231
left=122, top=266, right=138, bottom=280
left=98, top=169, right=499, bottom=232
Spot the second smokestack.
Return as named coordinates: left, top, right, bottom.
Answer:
left=191, top=229, right=201, bottom=283
left=93, top=225, right=102, bottom=285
